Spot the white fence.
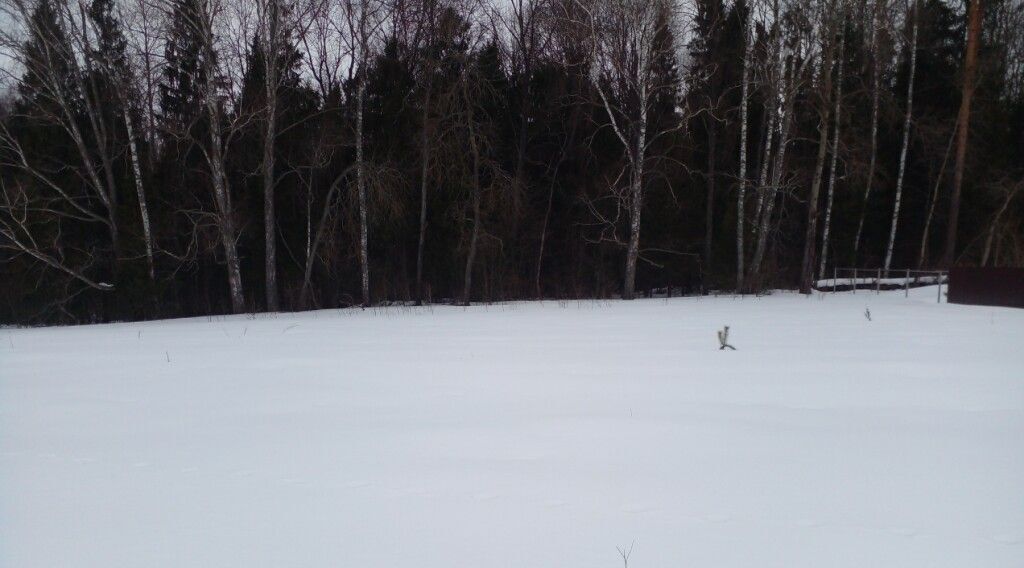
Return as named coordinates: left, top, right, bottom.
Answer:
left=815, top=268, right=948, bottom=302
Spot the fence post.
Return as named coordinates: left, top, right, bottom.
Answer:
left=905, top=269, right=910, bottom=297
left=833, top=267, right=837, bottom=293
left=853, top=268, right=857, bottom=294
left=876, top=268, right=882, bottom=294
left=938, top=272, right=943, bottom=303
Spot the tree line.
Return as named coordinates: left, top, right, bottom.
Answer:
left=0, top=0, right=1021, bottom=323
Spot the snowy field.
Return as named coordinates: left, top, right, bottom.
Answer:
left=2, top=287, right=1023, bottom=567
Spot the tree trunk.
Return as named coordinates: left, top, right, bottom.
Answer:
left=80, top=48, right=121, bottom=245
left=981, top=184, right=1021, bottom=266
left=462, top=115, right=482, bottom=306
left=196, top=4, right=244, bottom=312
left=853, top=0, right=882, bottom=262
left=207, top=124, right=245, bottom=313
left=122, top=106, right=155, bottom=282
left=262, top=6, right=280, bottom=312
left=623, top=163, right=643, bottom=300
left=749, top=58, right=794, bottom=287
left=752, top=9, right=785, bottom=237
left=623, top=100, right=647, bottom=300
left=883, top=0, right=918, bottom=274
left=534, top=93, right=582, bottom=299
left=203, top=71, right=244, bottom=310
left=918, top=124, right=956, bottom=268
left=415, top=82, right=431, bottom=305
left=535, top=176, right=556, bottom=299
left=262, top=109, right=278, bottom=311
left=207, top=118, right=245, bottom=314
left=60, top=91, right=120, bottom=273
left=299, top=169, right=350, bottom=308
left=356, top=78, right=370, bottom=306
left=942, top=0, right=982, bottom=267
left=736, top=5, right=753, bottom=292
left=514, top=82, right=530, bottom=199
left=818, top=24, right=846, bottom=281
left=799, top=32, right=836, bottom=294
left=704, top=120, right=716, bottom=274
left=752, top=102, right=776, bottom=232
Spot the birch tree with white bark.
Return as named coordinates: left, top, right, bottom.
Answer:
left=338, top=0, right=387, bottom=306
left=882, top=0, right=918, bottom=274
left=735, top=0, right=756, bottom=291
left=574, top=0, right=681, bottom=300
left=161, top=0, right=251, bottom=313
left=817, top=13, right=845, bottom=279
left=748, top=0, right=814, bottom=287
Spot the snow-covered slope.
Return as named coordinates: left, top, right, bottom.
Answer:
left=2, top=288, right=1022, bottom=567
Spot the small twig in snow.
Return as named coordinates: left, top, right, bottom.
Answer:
left=717, top=326, right=736, bottom=350
left=617, top=540, right=635, bottom=568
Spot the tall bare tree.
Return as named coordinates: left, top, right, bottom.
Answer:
left=575, top=0, right=679, bottom=299
left=0, top=0, right=123, bottom=289
left=340, top=0, right=387, bottom=306
left=883, top=0, right=918, bottom=274
left=942, top=0, right=982, bottom=267
left=88, top=0, right=156, bottom=282
left=852, top=0, right=885, bottom=261
left=186, top=0, right=247, bottom=312
left=258, top=0, right=283, bottom=310
left=799, top=0, right=840, bottom=294
left=735, top=0, right=755, bottom=291
left=412, top=0, right=444, bottom=305
left=749, top=0, right=814, bottom=287
left=817, top=15, right=845, bottom=280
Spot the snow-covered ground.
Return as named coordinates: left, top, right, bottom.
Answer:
left=2, top=287, right=1023, bottom=567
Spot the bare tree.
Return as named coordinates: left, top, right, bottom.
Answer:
left=0, top=0, right=123, bottom=288
left=852, top=0, right=885, bottom=261
left=748, top=0, right=813, bottom=287
left=817, top=14, right=845, bottom=280
left=257, top=0, right=283, bottom=310
left=735, top=0, right=755, bottom=291
left=339, top=0, right=388, bottom=306
left=799, top=0, right=840, bottom=294
left=182, top=0, right=249, bottom=313
left=534, top=0, right=588, bottom=298
left=882, top=0, right=918, bottom=274
left=917, top=123, right=955, bottom=268
left=575, top=0, right=680, bottom=300
left=980, top=178, right=1023, bottom=266
left=942, top=0, right=982, bottom=267
left=1, top=178, right=115, bottom=292
left=411, top=0, right=443, bottom=305
left=89, top=0, right=157, bottom=282
left=459, top=56, right=484, bottom=306
left=298, top=164, right=354, bottom=307
left=301, top=0, right=346, bottom=100
left=492, top=0, right=551, bottom=203
left=253, top=0, right=314, bottom=310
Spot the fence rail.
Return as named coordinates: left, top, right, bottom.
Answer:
left=815, top=268, right=948, bottom=302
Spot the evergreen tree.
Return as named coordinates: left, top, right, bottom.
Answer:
left=160, top=0, right=209, bottom=133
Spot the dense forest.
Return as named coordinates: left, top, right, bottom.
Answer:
left=0, top=0, right=1021, bottom=323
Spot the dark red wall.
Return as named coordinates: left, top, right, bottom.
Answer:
left=948, top=268, right=1024, bottom=308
